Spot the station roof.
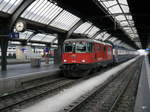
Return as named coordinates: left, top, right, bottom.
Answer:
left=127, top=0, right=150, bottom=48
left=0, top=0, right=147, bottom=49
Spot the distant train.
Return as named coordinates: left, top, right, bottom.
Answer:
left=60, top=38, right=138, bottom=78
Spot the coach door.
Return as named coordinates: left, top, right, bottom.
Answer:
left=103, top=46, right=107, bottom=60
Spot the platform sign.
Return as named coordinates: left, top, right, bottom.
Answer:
left=145, top=48, right=150, bottom=53
left=21, top=48, right=27, bottom=53
left=9, top=32, right=19, bottom=38
left=145, top=48, right=150, bottom=51
left=44, top=48, right=50, bottom=52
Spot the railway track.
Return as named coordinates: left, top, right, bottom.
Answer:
left=63, top=58, right=143, bottom=112
left=109, top=61, right=142, bottom=112
left=0, top=58, right=141, bottom=112
left=0, top=66, right=111, bottom=112
left=0, top=77, right=75, bottom=112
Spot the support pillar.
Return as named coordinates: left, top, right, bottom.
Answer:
left=54, top=34, right=66, bottom=65
left=33, top=46, right=36, bottom=53
left=0, top=38, right=8, bottom=71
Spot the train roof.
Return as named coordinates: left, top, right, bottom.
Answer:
left=64, top=39, right=112, bottom=46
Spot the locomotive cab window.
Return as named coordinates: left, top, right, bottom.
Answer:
left=64, top=43, right=74, bottom=53
left=63, top=41, right=92, bottom=53
left=75, top=42, right=87, bottom=53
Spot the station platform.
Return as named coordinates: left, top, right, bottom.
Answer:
left=134, top=55, right=150, bottom=112
left=0, top=62, right=56, bottom=78
left=0, top=62, right=60, bottom=94
left=1, top=55, right=150, bottom=112
left=0, top=59, right=31, bottom=65
left=0, top=58, right=52, bottom=65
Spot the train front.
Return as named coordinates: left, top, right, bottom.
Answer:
left=60, top=39, right=92, bottom=77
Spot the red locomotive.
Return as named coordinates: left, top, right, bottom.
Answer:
left=60, top=38, right=113, bottom=77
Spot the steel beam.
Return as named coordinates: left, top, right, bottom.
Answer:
left=91, top=30, right=105, bottom=39
left=10, top=0, right=35, bottom=30
left=9, top=38, right=58, bottom=45
left=24, top=18, right=66, bottom=34
left=26, top=32, right=38, bottom=42
left=66, top=19, right=84, bottom=38
left=91, top=31, right=100, bottom=39
left=104, top=35, right=112, bottom=41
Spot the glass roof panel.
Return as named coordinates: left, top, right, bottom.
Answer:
left=123, top=27, right=131, bottom=30
left=74, top=22, right=92, bottom=34
left=54, top=40, right=58, bottom=44
left=108, top=37, right=113, bottom=41
left=95, top=34, right=102, bottom=40
left=95, top=31, right=106, bottom=40
left=41, top=35, right=56, bottom=42
left=128, top=20, right=134, bottom=25
left=109, top=5, right=122, bottom=14
left=132, top=27, right=137, bottom=32
left=129, top=34, right=135, bottom=38
left=125, top=29, right=133, bottom=34
left=114, top=40, right=121, bottom=44
left=9, top=41, right=21, bottom=45
left=0, top=0, right=23, bottom=14
left=21, top=0, right=63, bottom=24
left=118, top=0, right=128, bottom=5
left=108, top=37, right=114, bottom=41
left=19, top=31, right=33, bottom=40
left=115, top=15, right=126, bottom=21
left=120, top=21, right=128, bottom=26
left=126, top=15, right=132, bottom=20
left=84, top=26, right=99, bottom=38
left=28, top=33, right=57, bottom=43
left=50, top=10, right=80, bottom=31
left=102, top=33, right=110, bottom=41
left=98, top=0, right=140, bottom=44
left=100, top=0, right=117, bottom=8
left=30, top=43, right=46, bottom=46
left=121, top=5, right=129, bottom=13
left=109, top=37, right=117, bottom=42
left=21, top=0, right=80, bottom=31
left=100, top=31, right=107, bottom=35
left=31, top=34, right=46, bottom=41
left=100, top=32, right=107, bottom=40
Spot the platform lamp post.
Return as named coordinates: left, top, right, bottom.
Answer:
left=0, top=35, right=9, bottom=71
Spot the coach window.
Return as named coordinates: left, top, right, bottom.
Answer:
left=87, top=43, right=92, bottom=52
left=108, top=47, right=111, bottom=55
left=64, top=43, right=73, bottom=52
left=98, top=46, right=101, bottom=51
left=103, top=47, right=106, bottom=52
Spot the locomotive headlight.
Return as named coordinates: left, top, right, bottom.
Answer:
left=81, top=60, right=86, bottom=63
left=64, top=59, right=67, bottom=62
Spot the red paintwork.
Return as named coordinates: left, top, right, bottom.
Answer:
left=62, top=40, right=113, bottom=64
left=62, top=53, right=93, bottom=63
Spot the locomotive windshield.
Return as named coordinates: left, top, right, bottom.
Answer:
left=64, top=43, right=74, bottom=52
left=64, top=41, right=92, bottom=53
left=75, top=42, right=87, bottom=53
